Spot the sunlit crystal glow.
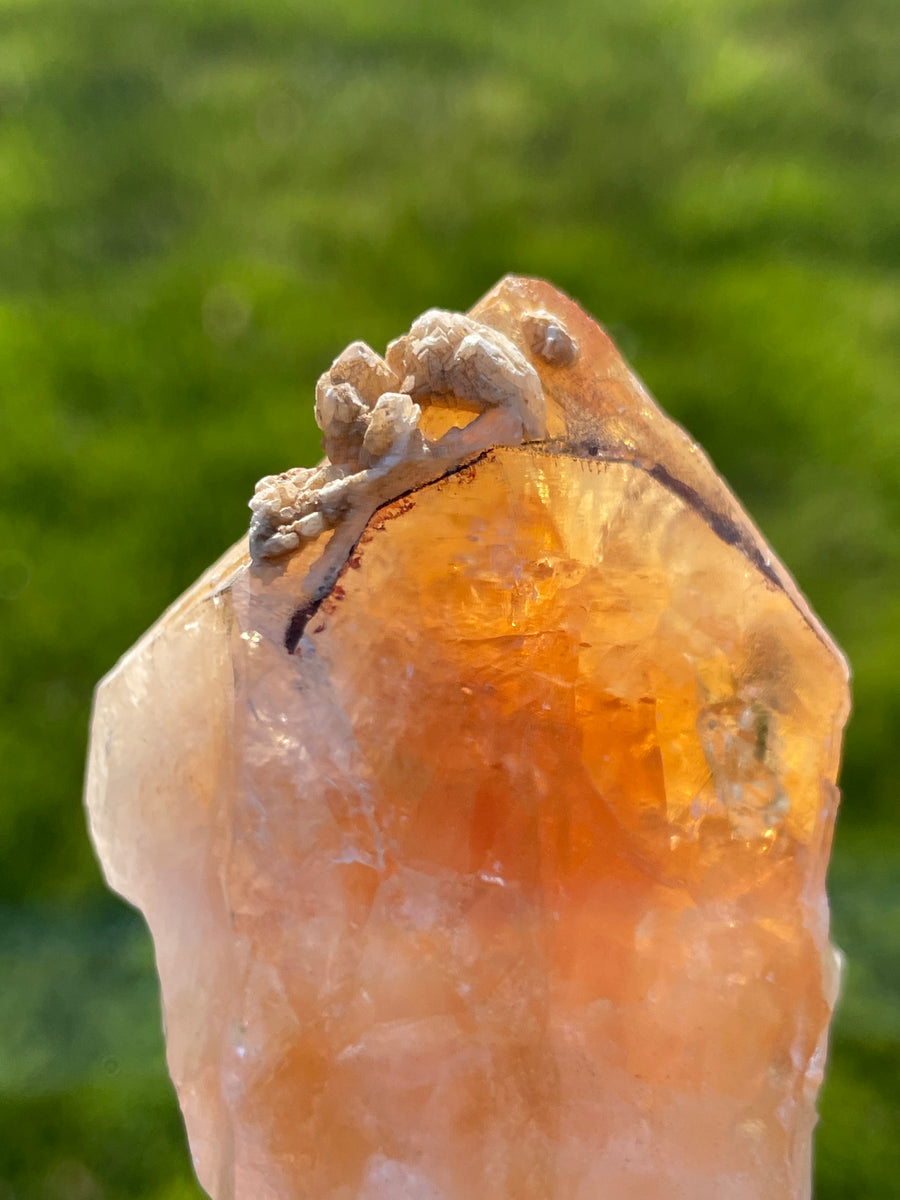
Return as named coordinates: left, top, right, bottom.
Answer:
left=86, top=277, right=848, bottom=1200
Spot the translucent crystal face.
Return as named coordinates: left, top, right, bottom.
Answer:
left=85, top=277, right=848, bottom=1200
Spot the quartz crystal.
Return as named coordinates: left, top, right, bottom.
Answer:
left=85, top=277, right=849, bottom=1200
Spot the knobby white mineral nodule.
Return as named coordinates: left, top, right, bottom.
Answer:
left=85, top=277, right=849, bottom=1200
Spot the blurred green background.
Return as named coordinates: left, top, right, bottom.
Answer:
left=1, top=0, right=898, bottom=1195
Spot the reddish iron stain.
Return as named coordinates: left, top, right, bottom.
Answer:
left=285, top=450, right=495, bottom=654
left=374, top=495, right=417, bottom=528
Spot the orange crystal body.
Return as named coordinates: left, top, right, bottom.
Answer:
left=86, top=279, right=849, bottom=1200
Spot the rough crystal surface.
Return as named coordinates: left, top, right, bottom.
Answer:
left=85, top=277, right=849, bottom=1200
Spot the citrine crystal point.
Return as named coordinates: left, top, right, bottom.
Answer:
left=473, top=276, right=846, bottom=669
left=86, top=278, right=848, bottom=1200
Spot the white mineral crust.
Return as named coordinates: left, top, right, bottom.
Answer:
left=249, top=310, right=549, bottom=565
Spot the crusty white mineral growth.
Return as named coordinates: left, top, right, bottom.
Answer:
left=249, top=310, right=548, bottom=564
left=86, top=277, right=849, bottom=1200
left=521, top=310, right=580, bottom=366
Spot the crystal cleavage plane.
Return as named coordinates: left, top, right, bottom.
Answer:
left=85, top=277, right=849, bottom=1200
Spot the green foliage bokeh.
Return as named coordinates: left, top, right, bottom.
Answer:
left=1, top=0, right=898, bottom=1195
